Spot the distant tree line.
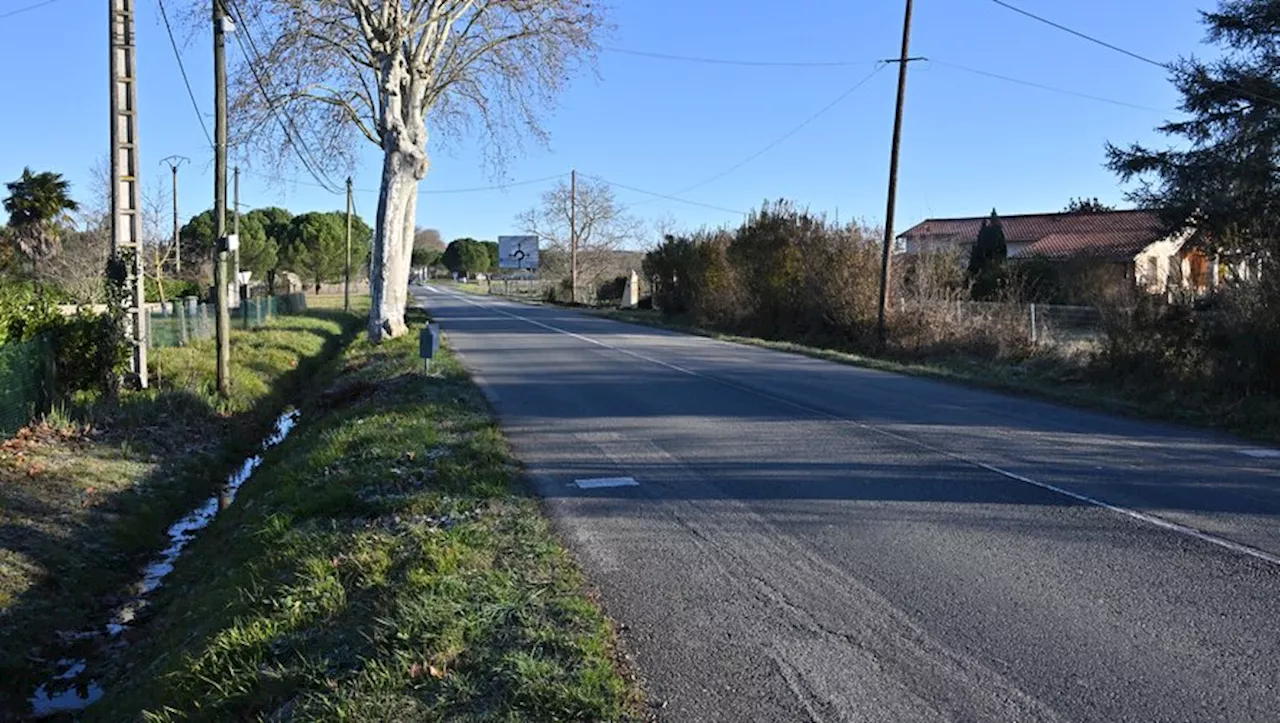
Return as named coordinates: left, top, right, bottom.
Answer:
left=180, top=207, right=372, bottom=294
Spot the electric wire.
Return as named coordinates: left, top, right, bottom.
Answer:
left=225, top=0, right=344, bottom=193
left=0, top=0, right=58, bottom=19
left=929, top=59, right=1173, bottom=113
left=584, top=174, right=746, bottom=216
left=663, top=64, right=887, bottom=200
left=988, top=0, right=1280, bottom=109
left=604, top=46, right=869, bottom=68
left=156, top=0, right=213, bottom=146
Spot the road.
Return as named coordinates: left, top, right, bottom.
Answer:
left=416, top=285, right=1280, bottom=723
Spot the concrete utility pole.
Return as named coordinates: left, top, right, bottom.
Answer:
left=109, top=0, right=148, bottom=388
left=213, top=0, right=231, bottom=396
left=345, top=176, right=353, bottom=313
left=160, top=156, right=188, bottom=274
left=570, top=168, right=578, bottom=305
left=875, top=0, right=922, bottom=344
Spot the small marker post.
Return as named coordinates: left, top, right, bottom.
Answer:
left=419, top=323, right=440, bottom=375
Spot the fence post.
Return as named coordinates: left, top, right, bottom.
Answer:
left=175, top=300, right=187, bottom=346
left=1029, top=303, right=1038, bottom=344
left=40, top=333, right=57, bottom=417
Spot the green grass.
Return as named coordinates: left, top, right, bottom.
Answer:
left=0, top=301, right=365, bottom=718
left=587, top=307, right=1280, bottom=445
left=92, top=308, right=640, bottom=722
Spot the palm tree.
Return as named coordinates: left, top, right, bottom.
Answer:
left=3, top=167, right=79, bottom=296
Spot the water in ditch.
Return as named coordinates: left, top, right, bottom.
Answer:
left=28, top=409, right=300, bottom=717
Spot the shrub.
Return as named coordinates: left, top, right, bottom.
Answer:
left=146, top=277, right=204, bottom=303
left=0, top=284, right=61, bottom=344
left=542, top=278, right=575, bottom=305
left=596, top=275, right=627, bottom=304
left=51, top=309, right=129, bottom=396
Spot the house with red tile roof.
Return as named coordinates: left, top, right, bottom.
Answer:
left=896, top=209, right=1222, bottom=294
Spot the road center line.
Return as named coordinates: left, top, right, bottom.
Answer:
left=428, top=287, right=1280, bottom=568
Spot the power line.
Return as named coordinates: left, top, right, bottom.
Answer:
left=238, top=167, right=566, bottom=197
left=988, top=0, right=1280, bottom=110
left=584, top=174, right=747, bottom=216
left=157, top=0, right=213, bottom=147
left=604, top=46, right=869, bottom=68
left=988, top=0, right=1166, bottom=69
left=413, top=173, right=569, bottom=195
left=929, top=59, right=1174, bottom=113
left=0, top=0, right=58, bottom=19
left=225, top=0, right=343, bottom=193
left=661, top=64, right=887, bottom=200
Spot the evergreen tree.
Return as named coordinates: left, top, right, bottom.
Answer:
left=282, top=212, right=371, bottom=292
left=441, top=238, right=490, bottom=276
left=1064, top=197, right=1115, bottom=214
left=1106, top=0, right=1280, bottom=266
left=968, top=210, right=1007, bottom=300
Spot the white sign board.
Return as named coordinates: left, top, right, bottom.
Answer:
left=498, top=235, right=539, bottom=270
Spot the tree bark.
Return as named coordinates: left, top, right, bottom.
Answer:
left=369, top=151, right=424, bottom=340
left=368, top=59, right=429, bottom=342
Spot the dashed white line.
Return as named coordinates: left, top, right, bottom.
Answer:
left=1238, top=449, right=1280, bottom=459
left=575, top=477, right=640, bottom=489
left=426, top=287, right=1280, bottom=568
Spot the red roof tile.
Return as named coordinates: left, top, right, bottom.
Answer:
left=1012, top=230, right=1159, bottom=261
left=899, top=210, right=1168, bottom=260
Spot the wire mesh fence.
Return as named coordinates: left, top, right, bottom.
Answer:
left=146, top=293, right=308, bottom=349
left=0, top=335, right=50, bottom=437
left=901, top=299, right=1106, bottom=353
left=0, top=293, right=311, bottom=436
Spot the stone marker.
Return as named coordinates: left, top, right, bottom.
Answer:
left=621, top=270, right=641, bottom=309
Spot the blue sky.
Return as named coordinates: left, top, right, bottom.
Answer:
left=0, top=0, right=1210, bottom=246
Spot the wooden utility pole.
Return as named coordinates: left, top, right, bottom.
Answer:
left=160, top=156, right=188, bottom=274
left=876, top=0, right=920, bottom=344
left=109, top=0, right=148, bottom=387
left=344, top=177, right=353, bottom=313
left=233, top=164, right=241, bottom=288
left=570, top=169, right=578, bottom=305
left=213, top=0, right=231, bottom=396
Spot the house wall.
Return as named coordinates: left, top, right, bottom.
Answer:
left=900, top=237, right=969, bottom=256
left=1006, top=241, right=1032, bottom=257
left=1133, top=232, right=1191, bottom=292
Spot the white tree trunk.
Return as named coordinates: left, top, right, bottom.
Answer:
left=368, top=57, right=428, bottom=342
left=368, top=151, right=420, bottom=340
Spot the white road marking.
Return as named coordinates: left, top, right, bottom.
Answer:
left=575, top=476, right=640, bottom=489
left=427, top=287, right=1280, bottom=568
left=1238, top=449, right=1280, bottom=459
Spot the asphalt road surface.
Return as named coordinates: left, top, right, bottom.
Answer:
left=416, top=285, right=1280, bottom=723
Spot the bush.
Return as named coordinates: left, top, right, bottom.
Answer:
left=1098, top=281, right=1280, bottom=396
left=644, top=203, right=880, bottom=345
left=596, top=275, right=628, bottom=304
left=146, top=277, right=204, bottom=303
left=51, top=309, right=129, bottom=396
left=0, top=284, right=62, bottom=344
left=0, top=283, right=130, bottom=403
left=542, top=278, right=575, bottom=305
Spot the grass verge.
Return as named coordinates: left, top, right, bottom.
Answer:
left=0, top=299, right=365, bottom=717
left=585, top=307, right=1280, bottom=445
left=92, top=307, right=640, bottom=722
